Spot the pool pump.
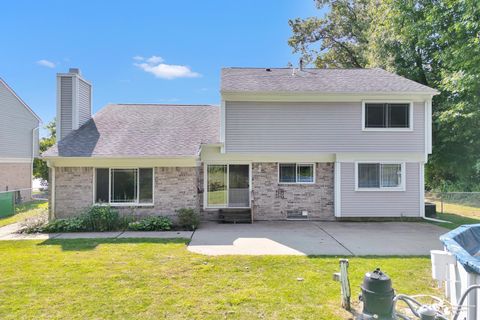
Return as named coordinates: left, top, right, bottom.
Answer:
left=359, top=268, right=396, bottom=319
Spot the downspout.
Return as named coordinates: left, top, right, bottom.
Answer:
left=49, top=164, right=55, bottom=221
left=31, top=126, right=39, bottom=195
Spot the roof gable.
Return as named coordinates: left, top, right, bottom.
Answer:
left=0, top=78, right=41, bottom=122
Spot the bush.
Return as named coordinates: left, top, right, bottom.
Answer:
left=176, top=208, right=200, bottom=231
left=81, top=206, right=123, bottom=232
left=41, top=217, right=87, bottom=233
left=30, top=206, right=126, bottom=233
left=127, top=216, right=172, bottom=231
left=20, top=213, right=49, bottom=233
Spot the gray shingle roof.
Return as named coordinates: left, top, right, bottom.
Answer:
left=43, top=104, right=220, bottom=157
left=221, top=67, right=439, bottom=94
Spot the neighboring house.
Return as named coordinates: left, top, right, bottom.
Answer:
left=43, top=67, right=439, bottom=221
left=0, top=77, right=41, bottom=200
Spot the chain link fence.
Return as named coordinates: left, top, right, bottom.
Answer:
left=425, top=192, right=480, bottom=218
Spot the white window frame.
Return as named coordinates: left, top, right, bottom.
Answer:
left=93, top=167, right=155, bottom=206
left=204, top=163, right=252, bottom=209
left=355, top=161, right=406, bottom=192
left=362, top=101, right=413, bottom=131
left=278, top=163, right=316, bottom=185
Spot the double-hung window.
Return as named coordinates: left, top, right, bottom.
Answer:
left=363, top=102, right=411, bottom=130
left=279, top=163, right=315, bottom=184
left=356, top=162, right=405, bottom=191
left=95, top=168, right=154, bottom=205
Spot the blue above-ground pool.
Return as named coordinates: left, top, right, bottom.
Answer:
left=436, top=224, right=480, bottom=319
left=440, top=224, right=480, bottom=274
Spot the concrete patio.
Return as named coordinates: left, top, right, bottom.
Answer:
left=188, top=221, right=447, bottom=256
left=0, top=220, right=447, bottom=256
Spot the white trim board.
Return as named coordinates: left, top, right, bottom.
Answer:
left=0, top=158, right=33, bottom=163
left=334, top=162, right=341, bottom=217
left=45, top=156, right=198, bottom=168
left=222, top=92, right=438, bottom=102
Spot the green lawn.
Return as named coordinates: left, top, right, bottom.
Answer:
left=0, top=239, right=439, bottom=319
left=0, top=200, right=47, bottom=227
left=423, top=199, right=480, bottom=230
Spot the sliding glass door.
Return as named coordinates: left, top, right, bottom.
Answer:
left=206, top=164, right=250, bottom=208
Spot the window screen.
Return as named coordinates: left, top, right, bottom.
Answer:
left=95, top=168, right=109, bottom=203
left=111, top=169, right=137, bottom=203
left=358, top=163, right=380, bottom=188
left=95, top=168, right=154, bottom=204
left=139, top=168, right=153, bottom=203
left=365, top=103, right=409, bottom=128
left=279, top=164, right=296, bottom=183
left=297, top=164, right=314, bottom=183
left=358, top=163, right=402, bottom=189
left=279, top=163, right=314, bottom=183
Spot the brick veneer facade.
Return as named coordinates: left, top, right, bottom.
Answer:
left=53, top=167, right=93, bottom=218
left=52, top=166, right=202, bottom=219
left=52, top=163, right=335, bottom=221
left=0, top=162, right=33, bottom=201
left=251, top=162, right=335, bottom=220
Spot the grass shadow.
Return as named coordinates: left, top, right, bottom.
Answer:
left=38, top=237, right=189, bottom=251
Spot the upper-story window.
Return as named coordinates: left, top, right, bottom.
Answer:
left=363, top=102, right=412, bottom=130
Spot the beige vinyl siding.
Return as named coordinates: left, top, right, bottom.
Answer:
left=78, top=78, right=91, bottom=127
left=59, top=76, right=73, bottom=140
left=225, top=101, right=425, bottom=153
left=340, top=162, right=421, bottom=217
left=0, top=81, right=39, bottom=158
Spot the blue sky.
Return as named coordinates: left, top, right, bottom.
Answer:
left=0, top=1, right=321, bottom=136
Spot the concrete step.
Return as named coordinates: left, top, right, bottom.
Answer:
left=219, top=209, right=252, bottom=224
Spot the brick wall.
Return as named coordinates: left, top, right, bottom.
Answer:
left=251, top=162, right=334, bottom=220
left=54, top=167, right=93, bottom=218
left=52, top=163, right=335, bottom=221
left=0, top=162, right=33, bottom=201
left=52, top=166, right=201, bottom=220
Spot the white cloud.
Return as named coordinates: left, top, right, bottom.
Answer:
left=133, top=56, right=200, bottom=80
left=37, top=59, right=56, bottom=68
left=146, top=55, right=163, bottom=64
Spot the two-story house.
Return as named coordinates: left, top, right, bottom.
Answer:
left=0, top=77, right=41, bottom=201
left=43, top=67, right=438, bottom=221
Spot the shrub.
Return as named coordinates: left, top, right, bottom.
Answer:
left=127, top=216, right=172, bottom=231
left=39, top=217, right=86, bottom=233
left=28, top=205, right=127, bottom=233
left=20, top=214, right=49, bottom=233
left=176, top=208, right=200, bottom=231
left=81, top=206, right=123, bottom=231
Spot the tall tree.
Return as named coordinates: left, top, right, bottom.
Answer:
left=288, top=0, right=371, bottom=68
left=289, top=0, right=480, bottom=190
left=33, top=119, right=56, bottom=181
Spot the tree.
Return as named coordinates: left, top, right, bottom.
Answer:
left=289, top=0, right=480, bottom=191
left=33, top=119, right=56, bottom=181
left=288, top=0, right=371, bottom=68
